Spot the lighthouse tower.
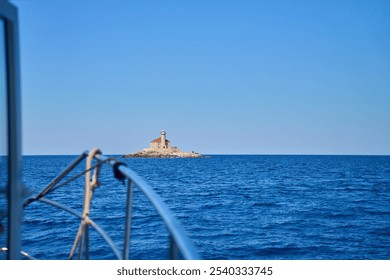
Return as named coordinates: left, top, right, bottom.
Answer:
left=147, top=130, right=172, bottom=151
left=161, top=130, right=167, bottom=149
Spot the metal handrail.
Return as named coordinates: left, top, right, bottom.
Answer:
left=95, top=154, right=201, bottom=260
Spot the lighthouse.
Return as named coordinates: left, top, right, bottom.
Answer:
left=161, top=130, right=167, bottom=149
left=133, top=130, right=201, bottom=157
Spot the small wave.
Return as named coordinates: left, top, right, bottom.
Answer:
left=321, top=212, right=355, bottom=219
left=370, top=228, right=390, bottom=237
left=253, top=245, right=331, bottom=259
left=252, top=202, right=279, bottom=207
left=364, top=210, right=390, bottom=216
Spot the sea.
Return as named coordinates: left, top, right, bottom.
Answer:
left=4, top=155, right=390, bottom=259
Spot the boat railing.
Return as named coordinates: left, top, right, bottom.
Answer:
left=20, top=149, right=200, bottom=260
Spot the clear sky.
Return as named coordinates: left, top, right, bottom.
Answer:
left=11, top=0, right=390, bottom=155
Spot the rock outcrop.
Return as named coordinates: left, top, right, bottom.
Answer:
left=124, top=150, right=202, bottom=158
left=124, top=130, right=202, bottom=158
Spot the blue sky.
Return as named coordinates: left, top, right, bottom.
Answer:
left=11, top=0, right=390, bottom=155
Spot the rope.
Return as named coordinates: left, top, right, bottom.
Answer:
left=69, top=148, right=102, bottom=259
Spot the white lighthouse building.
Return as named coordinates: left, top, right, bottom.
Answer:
left=146, top=130, right=180, bottom=153
left=149, top=130, right=171, bottom=150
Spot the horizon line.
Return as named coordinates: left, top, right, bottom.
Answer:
left=21, top=153, right=390, bottom=157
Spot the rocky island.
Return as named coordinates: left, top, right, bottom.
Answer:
left=124, top=130, right=202, bottom=158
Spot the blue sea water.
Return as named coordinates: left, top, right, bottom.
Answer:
left=11, top=155, right=390, bottom=259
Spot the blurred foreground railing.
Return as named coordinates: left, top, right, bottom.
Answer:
left=19, top=149, right=200, bottom=260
